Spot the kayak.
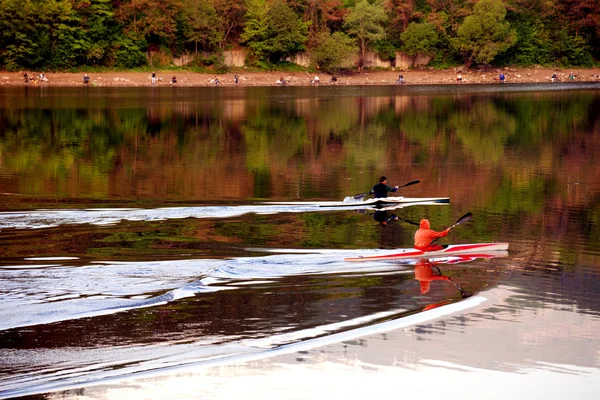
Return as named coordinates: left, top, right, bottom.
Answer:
left=344, top=242, right=509, bottom=262
left=263, top=196, right=450, bottom=207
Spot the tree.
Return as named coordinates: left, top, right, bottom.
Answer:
left=0, top=0, right=88, bottom=70
left=311, top=31, right=357, bottom=72
left=181, top=0, right=222, bottom=53
left=385, top=0, right=421, bottom=47
left=452, top=0, right=517, bottom=67
left=400, top=22, right=439, bottom=64
left=344, top=0, right=387, bottom=70
left=241, top=0, right=309, bottom=63
left=76, top=0, right=122, bottom=66
left=210, top=0, right=245, bottom=48
left=115, top=0, right=181, bottom=51
left=240, top=0, right=273, bottom=61
left=289, top=0, right=349, bottom=45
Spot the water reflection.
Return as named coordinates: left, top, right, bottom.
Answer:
left=1, top=86, right=599, bottom=206
left=1, top=85, right=600, bottom=398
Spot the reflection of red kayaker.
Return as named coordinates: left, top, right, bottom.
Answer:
left=414, top=259, right=450, bottom=294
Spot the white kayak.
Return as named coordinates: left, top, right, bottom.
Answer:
left=263, top=196, right=450, bottom=207
left=344, top=242, right=509, bottom=262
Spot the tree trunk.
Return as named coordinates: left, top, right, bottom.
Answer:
left=359, top=38, right=365, bottom=72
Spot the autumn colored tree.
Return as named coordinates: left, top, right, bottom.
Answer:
left=0, top=0, right=598, bottom=70
left=210, top=0, right=246, bottom=48
left=289, top=0, right=348, bottom=45
left=385, top=0, right=422, bottom=47
left=115, top=0, right=181, bottom=51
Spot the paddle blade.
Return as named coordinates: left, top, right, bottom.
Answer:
left=400, top=179, right=420, bottom=188
left=352, top=192, right=369, bottom=200
left=450, top=212, right=472, bottom=229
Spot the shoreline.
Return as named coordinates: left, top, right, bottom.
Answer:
left=2, top=68, right=600, bottom=87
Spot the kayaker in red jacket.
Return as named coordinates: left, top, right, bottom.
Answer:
left=414, top=219, right=450, bottom=251
left=414, top=259, right=450, bottom=295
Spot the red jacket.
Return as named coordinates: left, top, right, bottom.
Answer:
left=414, top=260, right=450, bottom=295
left=414, top=219, right=450, bottom=250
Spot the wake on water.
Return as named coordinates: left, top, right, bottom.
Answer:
left=0, top=250, right=417, bottom=331
left=0, top=243, right=501, bottom=399
left=0, top=204, right=479, bottom=398
left=0, top=201, right=446, bottom=229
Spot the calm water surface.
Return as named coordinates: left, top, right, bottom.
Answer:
left=0, top=84, right=599, bottom=399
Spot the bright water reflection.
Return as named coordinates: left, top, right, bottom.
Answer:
left=0, top=85, right=599, bottom=399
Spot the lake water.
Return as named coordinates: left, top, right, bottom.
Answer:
left=1, top=83, right=600, bottom=399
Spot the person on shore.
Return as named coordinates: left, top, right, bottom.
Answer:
left=151, top=72, right=156, bottom=85
left=330, top=75, right=338, bottom=84
left=171, top=76, right=177, bottom=84
left=370, top=176, right=399, bottom=198
left=414, top=219, right=451, bottom=251
left=39, top=73, right=48, bottom=82
left=499, top=72, right=505, bottom=83
left=397, top=74, right=404, bottom=84
left=24, top=73, right=28, bottom=83
left=83, top=74, right=90, bottom=85
left=569, top=72, right=575, bottom=80
left=235, top=74, right=239, bottom=85
left=313, top=75, right=320, bottom=85
left=551, top=72, right=557, bottom=82
left=456, top=74, right=463, bottom=84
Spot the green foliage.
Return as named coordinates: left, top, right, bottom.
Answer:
left=344, top=0, right=387, bottom=68
left=264, top=0, right=309, bottom=61
left=241, top=0, right=308, bottom=63
left=0, top=0, right=597, bottom=70
left=240, top=0, right=271, bottom=60
left=311, top=31, right=357, bottom=73
left=372, top=39, right=396, bottom=61
left=181, top=0, right=223, bottom=53
left=114, top=37, right=147, bottom=68
left=401, top=22, right=440, bottom=58
left=452, top=0, right=517, bottom=66
left=550, top=31, right=594, bottom=67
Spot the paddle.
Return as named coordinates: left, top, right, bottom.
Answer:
left=428, top=212, right=473, bottom=246
left=431, top=264, right=471, bottom=298
left=448, top=212, right=472, bottom=230
left=352, top=179, right=421, bottom=200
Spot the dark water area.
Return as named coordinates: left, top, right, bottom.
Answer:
left=0, top=84, right=599, bottom=399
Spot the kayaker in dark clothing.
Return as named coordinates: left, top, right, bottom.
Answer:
left=370, top=176, right=399, bottom=198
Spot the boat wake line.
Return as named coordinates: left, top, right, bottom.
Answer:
left=0, top=247, right=501, bottom=332
left=0, top=294, right=488, bottom=400
left=0, top=201, right=448, bottom=230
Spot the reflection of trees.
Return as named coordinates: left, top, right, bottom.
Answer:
left=1, top=88, right=599, bottom=211
left=451, top=100, right=515, bottom=165
left=241, top=108, right=308, bottom=172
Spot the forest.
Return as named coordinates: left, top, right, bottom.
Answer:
left=0, top=0, right=598, bottom=72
